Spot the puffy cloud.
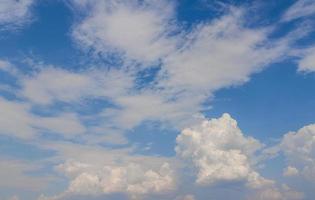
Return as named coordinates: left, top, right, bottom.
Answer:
left=280, top=123, right=315, bottom=180
left=46, top=160, right=176, bottom=199
left=72, top=0, right=176, bottom=63
left=175, top=113, right=271, bottom=188
left=282, top=0, right=315, bottom=22
left=283, top=166, right=299, bottom=177
left=35, top=141, right=177, bottom=199
left=297, top=47, right=315, bottom=72
left=0, top=0, right=34, bottom=28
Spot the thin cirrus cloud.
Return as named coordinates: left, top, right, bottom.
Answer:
left=282, top=0, right=315, bottom=22
left=0, top=0, right=315, bottom=200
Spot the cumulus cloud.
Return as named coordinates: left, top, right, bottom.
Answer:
left=41, top=159, right=175, bottom=199
left=0, top=0, right=34, bottom=28
left=175, top=113, right=271, bottom=188
left=280, top=123, right=315, bottom=180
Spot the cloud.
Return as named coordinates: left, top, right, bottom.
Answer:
left=297, top=47, right=315, bottom=72
left=22, top=67, right=94, bottom=105
left=0, top=59, right=16, bottom=74
left=66, top=162, right=174, bottom=196
left=279, top=123, right=315, bottom=181
left=175, top=113, right=271, bottom=188
left=0, top=97, right=35, bottom=139
left=0, top=158, right=55, bottom=191
left=282, top=0, right=315, bottom=22
left=72, top=0, right=176, bottom=63
left=1, top=1, right=315, bottom=199
left=0, top=0, right=34, bottom=29
left=0, top=96, right=86, bottom=140
left=32, top=140, right=178, bottom=199
left=37, top=144, right=176, bottom=199
left=69, top=2, right=297, bottom=133
left=283, top=166, right=299, bottom=177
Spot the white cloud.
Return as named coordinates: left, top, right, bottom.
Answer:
left=69, top=3, right=294, bottom=133
left=67, top=162, right=174, bottom=195
left=0, top=0, right=34, bottom=28
left=0, top=158, right=55, bottom=190
left=160, top=10, right=283, bottom=93
left=35, top=113, right=86, bottom=138
left=0, top=97, right=35, bottom=139
left=175, top=113, right=271, bottom=188
left=297, top=47, right=315, bottom=72
left=282, top=0, right=315, bottom=22
left=283, top=166, right=299, bottom=177
left=0, top=1, right=314, bottom=199
left=41, top=158, right=175, bottom=199
left=34, top=141, right=177, bottom=199
left=280, top=123, right=315, bottom=181
left=72, top=0, right=176, bottom=63
left=0, top=96, right=86, bottom=140
left=22, top=67, right=93, bottom=105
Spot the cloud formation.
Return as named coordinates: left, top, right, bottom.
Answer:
left=282, top=0, right=315, bottom=22
left=297, top=47, right=315, bottom=72
left=176, top=113, right=271, bottom=188
left=280, top=123, right=315, bottom=181
left=0, top=0, right=34, bottom=28
left=0, top=0, right=315, bottom=199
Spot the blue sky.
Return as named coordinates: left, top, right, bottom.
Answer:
left=1, top=0, right=315, bottom=200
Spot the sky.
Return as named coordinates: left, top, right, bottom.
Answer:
left=1, top=0, right=315, bottom=200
